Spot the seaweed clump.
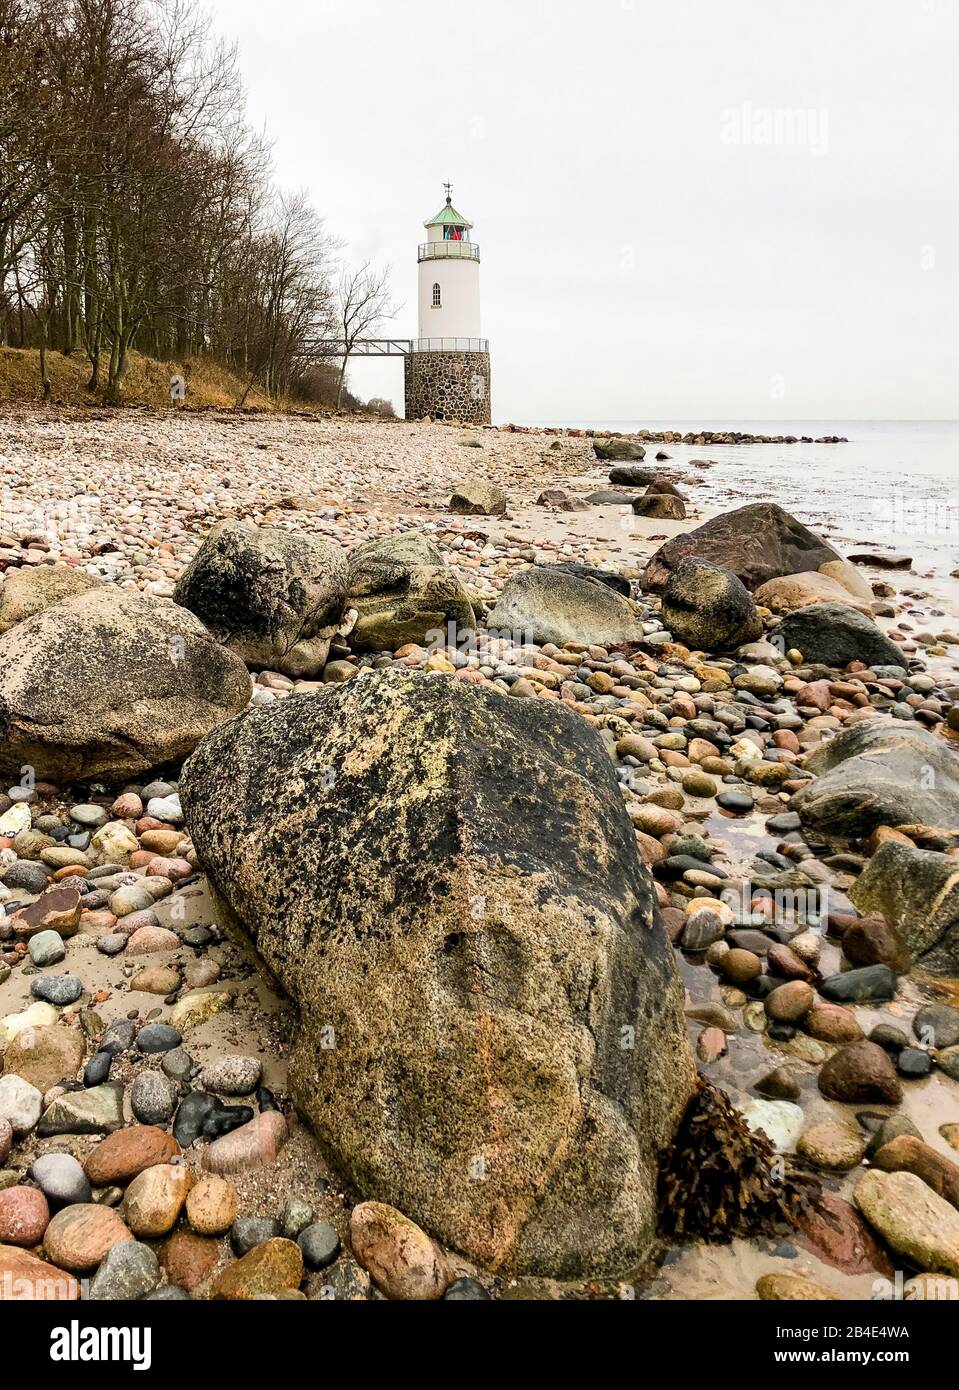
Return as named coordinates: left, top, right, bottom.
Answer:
left=658, top=1078, right=819, bottom=1243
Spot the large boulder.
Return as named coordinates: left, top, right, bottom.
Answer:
left=632, top=492, right=686, bottom=520
left=850, top=841, right=959, bottom=976
left=772, top=603, right=903, bottom=669
left=608, top=465, right=654, bottom=486
left=588, top=489, right=639, bottom=505
left=660, top=558, right=762, bottom=651
left=0, top=566, right=99, bottom=634
left=754, top=571, right=872, bottom=615
left=642, top=503, right=843, bottom=592
left=594, top=438, right=645, bottom=462
left=548, top=563, right=631, bottom=598
left=0, top=588, right=251, bottom=783
left=486, top=566, right=646, bottom=647
left=345, top=532, right=475, bottom=652
left=792, top=720, right=959, bottom=846
left=644, top=476, right=685, bottom=498
left=173, top=520, right=349, bottom=678
left=448, top=479, right=506, bottom=516
left=818, top=560, right=875, bottom=603
left=180, top=670, right=695, bottom=1278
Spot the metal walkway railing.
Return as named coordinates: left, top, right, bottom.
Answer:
left=308, top=337, right=488, bottom=357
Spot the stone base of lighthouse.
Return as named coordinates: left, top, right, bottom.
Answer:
left=404, top=350, right=491, bottom=425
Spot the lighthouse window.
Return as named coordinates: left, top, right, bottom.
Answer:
left=432, top=282, right=442, bottom=307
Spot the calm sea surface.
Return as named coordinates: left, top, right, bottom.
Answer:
left=525, top=420, right=959, bottom=587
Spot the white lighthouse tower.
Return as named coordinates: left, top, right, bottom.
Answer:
left=404, top=184, right=491, bottom=424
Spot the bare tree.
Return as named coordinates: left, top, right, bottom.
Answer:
left=332, top=261, right=397, bottom=408
left=0, top=0, right=354, bottom=405
left=232, top=191, right=338, bottom=405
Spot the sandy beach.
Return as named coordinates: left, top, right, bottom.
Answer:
left=6, top=406, right=954, bottom=619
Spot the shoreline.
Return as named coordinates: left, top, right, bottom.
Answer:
left=1, top=405, right=959, bottom=1302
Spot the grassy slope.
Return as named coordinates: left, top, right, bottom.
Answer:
left=0, top=346, right=280, bottom=410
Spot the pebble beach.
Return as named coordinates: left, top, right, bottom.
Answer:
left=2, top=405, right=959, bottom=1302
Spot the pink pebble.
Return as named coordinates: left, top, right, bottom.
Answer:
left=144, top=857, right=192, bottom=883
left=0, top=1186, right=51, bottom=1246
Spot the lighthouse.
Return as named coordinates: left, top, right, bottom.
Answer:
left=404, top=185, right=491, bottom=424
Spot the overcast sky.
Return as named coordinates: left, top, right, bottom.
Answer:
left=205, top=0, right=958, bottom=423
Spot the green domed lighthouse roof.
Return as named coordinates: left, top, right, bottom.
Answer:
left=425, top=187, right=472, bottom=230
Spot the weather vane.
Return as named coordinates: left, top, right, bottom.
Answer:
left=443, top=180, right=452, bottom=203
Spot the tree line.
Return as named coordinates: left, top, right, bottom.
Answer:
left=0, top=0, right=395, bottom=404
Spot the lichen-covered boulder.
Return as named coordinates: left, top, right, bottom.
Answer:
left=180, top=670, right=695, bottom=1278
left=346, top=532, right=475, bottom=652
left=608, top=464, right=653, bottom=486
left=0, top=565, right=99, bottom=634
left=548, top=563, right=631, bottom=598
left=643, top=503, right=844, bottom=592
left=792, top=720, right=959, bottom=846
left=0, top=588, right=251, bottom=783
left=644, top=475, right=685, bottom=499
left=850, top=841, right=959, bottom=976
left=632, top=492, right=686, bottom=520
left=173, top=520, right=349, bottom=677
left=487, top=566, right=646, bottom=647
left=594, top=438, right=645, bottom=462
left=660, top=558, right=762, bottom=651
left=773, top=603, right=903, bottom=669
left=448, top=479, right=506, bottom=516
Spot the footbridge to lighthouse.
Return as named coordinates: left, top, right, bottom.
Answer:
left=310, top=337, right=488, bottom=357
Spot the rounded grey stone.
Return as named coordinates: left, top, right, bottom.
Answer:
left=199, top=1055, right=262, bottom=1096
left=141, top=781, right=176, bottom=801
left=281, top=1197, right=315, bottom=1240
left=297, top=1221, right=340, bottom=1270
left=146, top=794, right=183, bottom=824
left=89, top=1241, right=160, bottom=1300
left=130, top=1069, right=178, bottom=1124
left=137, top=1024, right=181, bottom=1055
left=110, top=884, right=155, bottom=917
left=161, top=1047, right=194, bottom=1085
left=913, top=1003, right=959, bottom=1051
left=27, top=930, right=65, bottom=967
left=99, top=1018, right=136, bottom=1055
left=84, top=1052, right=112, bottom=1087
left=29, top=1152, right=92, bottom=1206
left=97, top=933, right=128, bottom=956
left=231, top=1215, right=281, bottom=1256
left=31, top=974, right=82, bottom=1006
left=2, top=861, right=50, bottom=893
left=0, top=1074, right=44, bottom=1135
